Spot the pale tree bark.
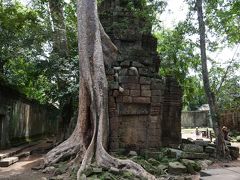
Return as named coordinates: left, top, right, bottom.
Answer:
left=45, top=0, right=156, bottom=179
left=196, top=0, right=229, bottom=159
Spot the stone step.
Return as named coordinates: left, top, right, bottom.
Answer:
left=0, top=142, right=37, bottom=161
left=15, top=151, right=31, bottom=159
left=0, top=153, right=8, bottom=160
left=0, top=157, right=19, bottom=167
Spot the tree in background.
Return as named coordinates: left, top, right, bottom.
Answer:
left=196, top=0, right=230, bottom=159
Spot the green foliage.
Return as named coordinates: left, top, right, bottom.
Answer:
left=155, top=22, right=205, bottom=109
left=0, top=1, right=50, bottom=102
left=159, top=0, right=240, bottom=110
left=206, top=0, right=240, bottom=44
left=156, top=23, right=200, bottom=82
left=0, top=0, right=79, bottom=105
left=209, top=59, right=240, bottom=109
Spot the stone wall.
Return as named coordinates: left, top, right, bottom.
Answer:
left=162, top=77, right=183, bottom=146
left=220, top=110, right=240, bottom=131
left=181, top=110, right=210, bottom=128
left=0, top=84, right=59, bottom=149
left=100, top=1, right=183, bottom=153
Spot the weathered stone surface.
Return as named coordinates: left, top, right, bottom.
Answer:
left=118, top=104, right=150, bottom=115
left=151, top=81, right=163, bottom=90
left=120, top=61, right=131, bottom=67
left=196, top=160, right=213, bottom=170
left=0, top=154, right=8, bottom=160
left=168, top=148, right=183, bottom=158
left=229, top=146, right=239, bottom=160
left=119, top=69, right=128, bottom=76
left=122, top=96, right=132, bottom=103
left=139, top=68, right=150, bottom=76
left=236, top=136, right=240, bottom=142
left=130, top=90, right=141, bottom=96
left=181, top=159, right=201, bottom=173
left=205, top=146, right=216, bottom=154
left=151, top=96, right=161, bottom=103
left=109, top=81, right=119, bottom=90
left=182, top=144, right=203, bottom=153
left=122, top=83, right=140, bottom=90
left=181, top=152, right=209, bottom=160
left=0, top=157, right=19, bottom=167
left=120, top=89, right=129, bottom=96
left=128, top=69, right=138, bottom=76
left=132, top=61, right=144, bottom=68
left=182, top=138, right=194, bottom=144
left=128, top=151, right=137, bottom=156
left=141, top=85, right=151, bottom=90
left=112, top=90, right=119, bottom=97
left=141, top=90, right=151, bottom=97
left=168, top=162, right=187, bottom=175
left=119, top=76, right=139, bottom=83
left=194, top=140, right=210, bottom=147
left=132, top=97, right=151, bottom=104
left=151, top=90, right=161, bottom=96
left=139, top=77, right=151, bottom=84
left=116, top=96, right=122, bottom=103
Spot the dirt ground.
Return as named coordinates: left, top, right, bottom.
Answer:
left=0, top=139, right=53, bottom=180
left=0, top=155, right=48, bottom=180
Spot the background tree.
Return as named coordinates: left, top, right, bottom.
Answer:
left=196, top=0, right=229, bottom=159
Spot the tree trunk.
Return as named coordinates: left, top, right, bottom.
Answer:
left=45, top=0, right=156, bottom=179
left=196, top=0, right=229, bottom=159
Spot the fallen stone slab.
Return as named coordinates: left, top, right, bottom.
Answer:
left=168, top=148, right=183, bottom=158
left=228, top=146, right=239, bottom=160
left=197, top=160, right=213, bottom=170
left=182, top=144, right=203, bottom=153
left=168, top=162, right=187, bottom=175
left=0, top=157, right=19, bottom=167
left=128, top=151, right=137, bottom=156
left=15, top=151, right=31, bottom=159
left=194, top=140, right=210, bottom=147
left=205, top=146, right=216, bottom=153
left=182, top=138, right=194, bottom=144
left=0, top=153, right=9, bottom=160
left=181, top=152, right=209, bottom=159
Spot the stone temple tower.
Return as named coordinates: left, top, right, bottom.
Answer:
left=99, top=0, right=183, bottom=154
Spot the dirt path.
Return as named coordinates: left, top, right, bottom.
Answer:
left=0, top=154, right=47, bottom=180
left=0, top=139, right=54, bottom=180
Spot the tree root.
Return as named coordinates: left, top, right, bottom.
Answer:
left=44, top=140, right=82, bottom=166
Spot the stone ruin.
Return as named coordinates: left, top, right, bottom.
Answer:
left=0, top=84, right=59, bottom=149
left=100, top=0, right=183, bottom=154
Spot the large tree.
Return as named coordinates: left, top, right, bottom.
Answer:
left=44, top=0, right=155, bottom=179
left=196, top=0, right=230, bottom=159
